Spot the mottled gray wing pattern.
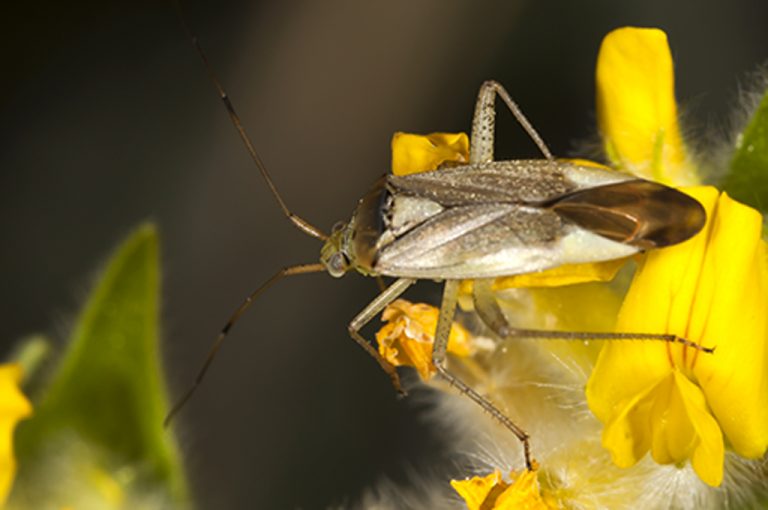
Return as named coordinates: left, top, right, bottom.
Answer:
left=388, top=160, right=573, bottom=206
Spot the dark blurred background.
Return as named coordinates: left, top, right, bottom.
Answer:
left=2, top=1, right=766, bottom=508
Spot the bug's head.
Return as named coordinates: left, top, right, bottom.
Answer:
left=321, top=177, right=389, bottom=278
left=320, top=221, right=353, bottom=278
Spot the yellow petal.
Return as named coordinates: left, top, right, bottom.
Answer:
left=596, top=27, right=696, bottom=185
left=598, top=375, right=659, bottom=468
left=560, top=158, right=612, bottom=170
left=492, top=258, right=627, bottom=290
left=598, top=371, right=724, bottom=486
left=527, top=282, right=622, bottom=334
left=391, top=132, right=469, bottom=176
left=452, top=468, right=555, bottom=510
left=451, top=470, right=506, bottom=510
left=648, top=373, right=689, bottom=465
left=669, top=372, right=724, bottom=486
left=458, top=260, right=628, bottom=300
left=494, top=469, right=555, bottom=510
left=376, top=299, right=472, bottom=380
left=688, top=193, right=768, bottom=459
left=0, top=364, right=33, bottom=505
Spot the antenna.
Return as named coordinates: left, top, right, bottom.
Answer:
left=164, top=263, right=325, bottom=427
left=174, top=2, right=328, bottom=241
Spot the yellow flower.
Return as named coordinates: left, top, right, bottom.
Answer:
left=0, top=364, right=32, bottom=505
left=587, top=187, right=768, bottom=486
left=375, top=299, right=472, bottom=380
left=586, top=27, right=768, bottom=487
left=451, top=468, right=556, bottom=510
left=596, top=27, right=697, bottom=185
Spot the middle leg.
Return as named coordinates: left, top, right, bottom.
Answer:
left=431, top=279, right=534, bottom=470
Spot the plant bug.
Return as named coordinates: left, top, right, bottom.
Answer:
left=167, top=14, right=709, bottom=471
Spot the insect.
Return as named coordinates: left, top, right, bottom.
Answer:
left=167, top=17, right=708, bottom=471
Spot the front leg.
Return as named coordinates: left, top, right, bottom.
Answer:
left=432, top=279, right=534, bottom=470
left=348, top=277, right=415, bottom=395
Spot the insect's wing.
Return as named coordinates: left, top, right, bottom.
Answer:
left=368, top=163, right=703, bottom=279
left=373, top=162, right=645, bottom=279
left=374, top=203, right=571, bottom=279
left=551, top=180, right=706, bottom=249
left=388, top=160, right=572, bottom=205
left=388, top=159, right=642, bottom=203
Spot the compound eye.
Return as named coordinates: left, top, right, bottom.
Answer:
left=331, top=221, right=346, bottom=234
left=327, top=252, right=348, bottom=278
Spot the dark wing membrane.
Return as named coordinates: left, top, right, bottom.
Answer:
left=388, top=160, right=573, bottom=206
left=374, top=203, right=562, bottom=276
left=551, top=180, right=706, bottom=249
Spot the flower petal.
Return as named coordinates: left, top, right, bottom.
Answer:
left=489, top=259, right=627, bottom=290
left=0, top=364, right=32, bottom=505
left=598, top=375, right=659, bottom=468
left=689, top=193, right=768, bottom=458
left=451, top=470, right=506, bottom=510
left=391, top=132, right=469, bottom=176
left=669, top=372, right=724, bottom=486
left=376, top=299, right=472, bottom=380
left=596, top=27, right=696, bottom=185
left=494, top=469, right=555, bottom=510
left=451, top=469, right=555, bottom=510
left=597, top=369, right=724, bottom=487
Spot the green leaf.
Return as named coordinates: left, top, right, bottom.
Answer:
left=13, top=224, right=188, bottom=507
left=722, top=89, right=768, bottom=212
